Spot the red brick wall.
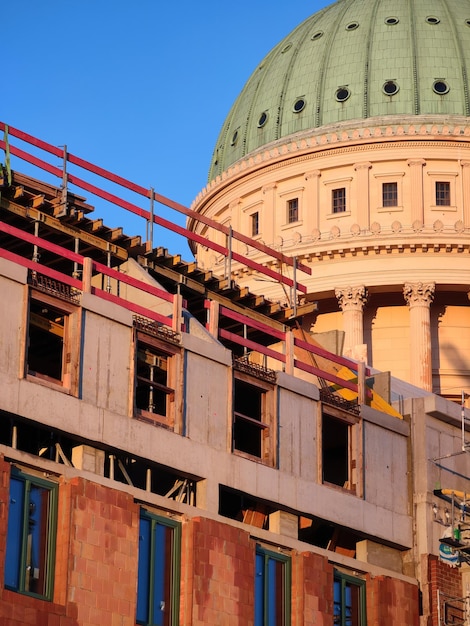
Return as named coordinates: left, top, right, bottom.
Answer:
left=292, top=551, right=334, bottom=626
left=66, top=477, right=139, bottom=625
left=181, top=517, right=255, bottom=626
left=427, top=554, right=462, bottom=626
left=366, top=573, right=419, bottom=626
left=0, top=456, right=139, bottom=626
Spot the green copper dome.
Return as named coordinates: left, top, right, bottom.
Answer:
left=209, top=0, right=470, bottom=181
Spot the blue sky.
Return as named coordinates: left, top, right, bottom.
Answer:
left=4, top=0, right=328, bottom=256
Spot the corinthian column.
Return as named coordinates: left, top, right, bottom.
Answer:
left=403, top=282, right=435, bottom=391
left=335, top=285, right=368, bottom=358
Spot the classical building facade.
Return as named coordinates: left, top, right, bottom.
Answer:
left=190, top=0, right=470, bottom=400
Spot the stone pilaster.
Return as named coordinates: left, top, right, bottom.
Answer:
left=304, top=170, right=321, bottom=232
left=403, top=282, right=435, bottom=391
left=335, top=285, right=368, bottom=357
left=461, top=161, right=470, bottom=227
left=406, top=159, right=426, bottom=224
left=353, top=162, right=372, bottom=229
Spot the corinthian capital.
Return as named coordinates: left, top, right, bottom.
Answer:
left=335, top=285, right=368, bottom=312
left=403, top=282, right=435, bottom=307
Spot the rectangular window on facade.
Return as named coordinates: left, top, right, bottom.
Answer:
left=27, top=291, right=78, bottom=390
left=5, top=469, right=57, bottom=600
left=334, top=570, right=366, bottom=626
left=233, top=373, right=275, bottom=465
left=287, top=198, right=299, bottom=223
left=251, top=212, right=260, bottom=236
left=332, top=188, right=346, bottom=213
left=255, top=545, right=291, bottom=626
left=382, top=182, right=398, bottom=207
left=134, top=331, right=179, bottom=429
left=137, top=510, right=181, bottom=626
left=321, top=408, right=360, bottom=493
left=435, top=181, right=451, bottom=206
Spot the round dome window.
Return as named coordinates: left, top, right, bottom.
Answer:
left=433, top=80, right=450, bottom=94
left=385, top=17, right=399, bottom=25
left=311, top=31, right=324, bottom=40
left=230, top=130, right=239, bottom=146
left=426, top=16, right=440, bottom=24
left=335, top=87, right=351, bottom=102
left=281, top=43, right=292, bottom=54
left=293, top=98, right=306, bottom=113
left=258, top=112, right=268, bottom=128
left=466, top=19, right=470, bottom=27
left=346, top=22, right=359, bottom=31
left=383, top=80, right=399, bottom=96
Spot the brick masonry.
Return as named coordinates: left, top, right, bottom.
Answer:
left=0, top=454, right=427, bottom=625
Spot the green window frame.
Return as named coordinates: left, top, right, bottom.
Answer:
left=137, top=509, right=181, bottom=626
left=4, top=468, right=58, bottom=600
left=334, top=570, right=366, bottom=626
left=255, top=545, right=291, bottom=626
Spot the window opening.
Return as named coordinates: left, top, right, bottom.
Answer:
left=5, top=469, right=57, bottom=600
left=233, top=378, right=266, bottom=458
left=332, top=188, right=347, bottom=213
left=322, top=413, right=350, bottom=488
left=26, top=292, right=77, bottom=389
left=137, top=510, right=181, bottom=626
left=382, top=182, right=398, bottom=207
left=255, top=546, right=291, bottom=626
left=252, top=211, right=260, bottom=236
left=334, top=570, right=366, bottom=626
left=435, top=181, right=451, bottom=206
left=287, top=198, right=299, bottom=223
left=134, top=332, right=178, bottom=428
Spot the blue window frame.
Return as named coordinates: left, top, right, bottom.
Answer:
left=334, top=570, right=366, bottom=626
left=5, top=468, right=57, bottom=600
left=137, top=510, right=181, bottom=626
left=255, top=545, right=291, bottom=626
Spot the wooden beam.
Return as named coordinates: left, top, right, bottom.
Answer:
left=148, top=261, right=287, bottom=333
left=0, top=197, right=128, bottom=260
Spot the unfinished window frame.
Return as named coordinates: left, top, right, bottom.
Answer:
left=25, top=288, right=80, bottom=394
left=133, top=330, right=181, bottom=431
left=318, top=403, right=362, bottom=497
left=232, top=371, right=276, bottom=467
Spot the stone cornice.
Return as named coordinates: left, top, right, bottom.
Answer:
left=192, top=116, right=470, bottom=212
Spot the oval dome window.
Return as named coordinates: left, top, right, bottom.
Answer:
left=426, top=16, right=440, bottom=24
left=346, top=22, right=359, bottom=31
left=383, top=81, right=399, bottom=96
left=433, top=80, right=449, bottom=94
left=293, top=98, right=306, bottom=113
left=258, top=112, right=268, bottom=128
left=385, top=17, right=399, bottom=25
left=335, top=87, right=351, bottom=102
